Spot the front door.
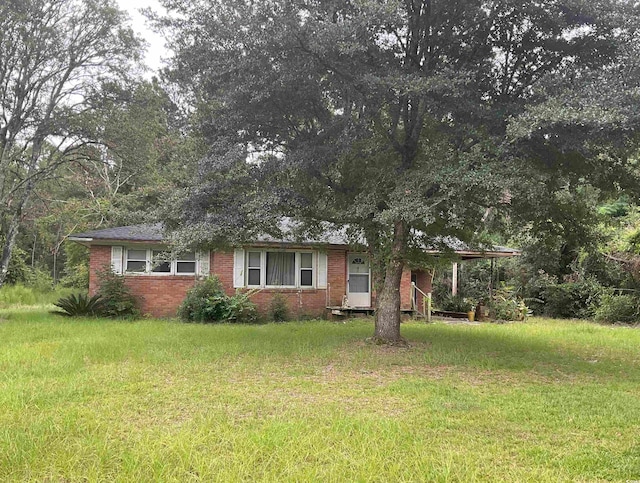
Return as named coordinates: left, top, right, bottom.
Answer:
left=347, top=254, right=371, bottom=307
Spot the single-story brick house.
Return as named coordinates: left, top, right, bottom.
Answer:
left=69, top=224, right=519, bottom=318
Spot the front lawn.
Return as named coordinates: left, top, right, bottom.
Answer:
left=1, top=310, right=639, bottom=481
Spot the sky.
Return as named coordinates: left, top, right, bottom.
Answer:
left=115, top=0, right=167, bottom=76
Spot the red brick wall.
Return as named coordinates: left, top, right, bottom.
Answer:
left=212, top=250, right=234, bottom=295
left=400, top=268, right=412, bottom=310
left=327, top=249, right=347, bottom=307
left=88, top=245, right=111, bottom=296
left=88, top=245, right=417, bottom=318
left=123, top=276, right=199, bottom=317
left=88, top=245, right=202, bottom=317
left=413, top=269, right=433, bottom=310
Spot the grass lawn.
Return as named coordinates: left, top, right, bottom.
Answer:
left=1, top=309, right=639, bottom=481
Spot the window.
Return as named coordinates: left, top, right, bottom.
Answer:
left=245, top=250, right=313, bottom=288
left=247, top=251, right=261, bottom=286
left=176, top=252, right=196, bottom=274
left=124, top=248, right=200, bottom=275
left=126, top=249, right=147, bottom=272
left=266, top=251, right=295, bottom=286
left=300, top=252, right=313, bottom=286
left=151, top=250, right=171, bottom=273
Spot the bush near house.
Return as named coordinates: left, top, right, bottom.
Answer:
left=268, top=293, right=290, bottom=321
left=95, top=265, right=140, bottom=318
left=488, top=287, right=531, bottom=322
left=178, top=276, right=258, bottom=323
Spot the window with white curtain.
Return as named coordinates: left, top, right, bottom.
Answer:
left=246, top=250, right=314, bottom=288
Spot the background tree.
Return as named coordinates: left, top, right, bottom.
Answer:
left=158, top=0, right=640, bottom=342
left=6, top=79, right=204, bottom=288
left=0, top=0, right=142, bottom=287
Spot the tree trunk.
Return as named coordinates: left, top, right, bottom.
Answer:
left=0, top=214, right=21, bottom=288
left=0, top=181, right=34, bottom=288
left=373, top=220, right=406, bottom=343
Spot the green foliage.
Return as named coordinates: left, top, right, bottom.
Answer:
left=226, top=290, right=259, bottom=324
left=268, top=293, right=290, bottom=322
left=178, top=276, right=228, bottom=322
left=59, top=243, right=89, bottom=289
left=0, top=0, right=142, bottom=288
left=0, top=284, right=37, bottom=306
left=594, top=294, right=639, bottom=324
left=489, top=288, right=530, bottom=322
left=539, top=280, right=603, bottom=319
left=598, top=196, right=630, bottom=218
left=53, top=293, right=104, bottom=317
left=59, top=264, right=89, bottom=290
left=437, top=295, right=471, bottom=313
left=3, top=245, right=30, bottom=285
left=456, top=259, right=492, bottom=303
left=96, top=266, right=139, bottom=318
left=23, top=268, right=54, bottom=293
left=178, top=277, right=259, bottom=323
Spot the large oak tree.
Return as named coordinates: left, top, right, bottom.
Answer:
left=158, top=0, right=640, bottom=342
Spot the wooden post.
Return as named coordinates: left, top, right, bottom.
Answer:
left=452, top=262, right=458, bottom=296
left=490, top=258, right=495, bottom=298
left=411, top=282, right=416, bottom=311
left=426, top=292, right=432, bottom=323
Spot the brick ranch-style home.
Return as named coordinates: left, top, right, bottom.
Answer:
left=69, top=224, right=519, bottom=318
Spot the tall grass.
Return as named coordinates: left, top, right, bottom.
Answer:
left=0, top=283, right=75, bottom=308
left=0, top=312, right=639, bottom=481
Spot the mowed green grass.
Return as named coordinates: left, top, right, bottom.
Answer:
left=1, top=309, right=639, bottom=482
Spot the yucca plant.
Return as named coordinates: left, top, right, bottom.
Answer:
left=53, top=293, right=105, bottom=317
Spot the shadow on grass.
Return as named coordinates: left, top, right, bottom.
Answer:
left=2, top=308, right=637, bottom=382
left=398, top=322, right=638, bottom=381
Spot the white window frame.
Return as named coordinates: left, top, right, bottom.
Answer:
left=245, top=249, right=315, bottom=289
left=125, top=248, right=148, bottom=273
left=246, top=251, right=262, bottom=288
left=151, top=249, right=172, bottom=273
left=175, top=251, right=197, bottom=274
left=298, top=252, right=314, bottom=287
left=124, top=247, right=198, bottom=276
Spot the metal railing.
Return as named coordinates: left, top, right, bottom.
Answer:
left=411, top=282, right=432, bottom=323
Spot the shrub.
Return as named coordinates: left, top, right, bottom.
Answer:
left=594, top=294, right=639, bottom=324
left=96, top=265, right=139, bottom=318
left=438, top=294, right=471, bottom=312
left=268, top=293, right=290, bottom=321
left=53, top=293, right=104, bottom=317
left=23, top=268, right=54, bottom=293
left=540, top=279, right=603, bottom=319
left=0, top=284, right=37, bottom=306
left=178, top=276, right=229, bottom=322
left=60, top=264, right=89, bottom=289
left=226, top=289, right=259, bottom=323
left=489, top=287, right=530, bottom=321
left=178, top=277, right=260, bottom=323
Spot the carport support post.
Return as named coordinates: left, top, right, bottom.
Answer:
left=490, top=258, right=495, bottom=298
left=452, top=262, right=458, bottom=296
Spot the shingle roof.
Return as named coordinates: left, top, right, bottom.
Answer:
left=68, top=222, right=350, bottom=245
left=69, top=223, right=519, bottom=257
left=69, top=224, right=165, bottom=242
